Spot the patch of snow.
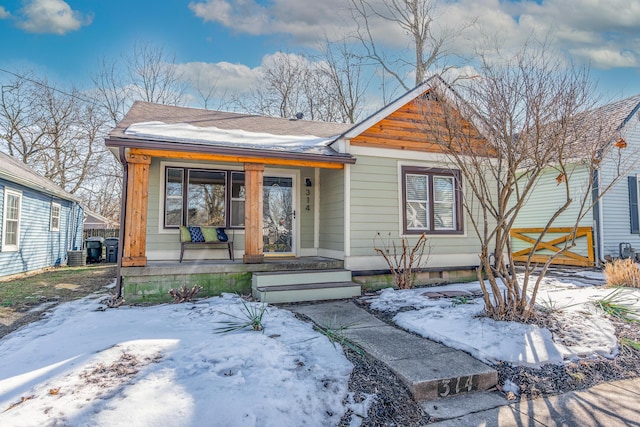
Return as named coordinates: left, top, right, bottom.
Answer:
left=125, top=121, right=337, bottom=148
left=0, top=294, right=352, bottom=426
left=369, top=275, right=627, bottom=368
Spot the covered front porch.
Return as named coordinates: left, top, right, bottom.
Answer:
left=120, top=256, right=360, bottom=303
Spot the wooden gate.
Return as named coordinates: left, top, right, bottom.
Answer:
left=510, top=227, right=595, bottom=267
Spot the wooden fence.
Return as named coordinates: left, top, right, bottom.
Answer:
left=83, top=228, right=120, bottom=240
left=510, top=226, right=595, bottom=267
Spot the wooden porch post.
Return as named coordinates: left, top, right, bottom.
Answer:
left=121, top=152, right=151, bottom=267
left=243, top=163, right=264, bottom=264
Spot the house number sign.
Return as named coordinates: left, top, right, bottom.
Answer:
left=305, top=189, right=311, bottom=211
left=438, top=375, right=477, bottom=397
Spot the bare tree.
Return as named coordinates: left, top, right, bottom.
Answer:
left=350, top=0, right=469, bottom=95
left=421, top=41, right=629, bottom=321
left=126, top=42, right=187, bottom=106
left=318, top=39, right=369, bottom=123
left=0, top=73, right=47, bottom=162
left=91, top=57, right=129, bottom=126
left=240, top=46, right=367, bottom=123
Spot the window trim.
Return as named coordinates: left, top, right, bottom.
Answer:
left=162, top=165, right=245, bottom=230
left=50, top=202, right=61, bottom=232
left=2, top=188, right=22, bottom=251
left=401, top=166, right=463, bottom=235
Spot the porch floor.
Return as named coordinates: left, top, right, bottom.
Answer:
left=121, top=256, right=345, bottom=278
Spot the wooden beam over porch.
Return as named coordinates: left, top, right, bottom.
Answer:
left=128, top=148, right=346, bottom=169
left=243, top=163, right=264, bottom=264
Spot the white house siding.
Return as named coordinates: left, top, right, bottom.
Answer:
left=599, top=115, right=640, bottom=258
left=318, top=168, right=345, bottom=254
left=511, top=164, right=593, bottom=257
left=344, top=149, right=483, bottom=271
left=0, top=179, right=83, bottom=278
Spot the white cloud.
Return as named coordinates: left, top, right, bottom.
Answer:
left=188, top=0, right=352, bottom=44
left=473, top=0, right=640, bottom=69
left=0, top=6, right=10, bottom=19
left=177, top=60, right=259, bottom=94
left=17, top=0, right=92, bottom=35
left=570, top=48, right=638, bottom=69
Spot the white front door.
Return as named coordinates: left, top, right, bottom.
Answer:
left=263, top=175, right=296, bottom=255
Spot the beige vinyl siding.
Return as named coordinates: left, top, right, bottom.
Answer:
left=146, top=158, right=248, bottom=260
left=511, top=164, right=593, bottom=257
left=298, top=167, right=315, bottom=249
left=319, top=168, right=344, bottom=251
left=349, top=156, right=398, bottom=256
left=146, top=159, right=180, bottom=258
left=348, top=155, right=483, bottom=258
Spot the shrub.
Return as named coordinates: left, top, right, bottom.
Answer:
left=373, top=232, right=428, bottom=289
left=604, top=258, right=640, bottom=288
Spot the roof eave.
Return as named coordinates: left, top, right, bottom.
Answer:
left=105, top=136, right=356, bottom=165
left=0, top=170, right=82, bottom=203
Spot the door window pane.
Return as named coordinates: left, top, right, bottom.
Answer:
left=263, top=177, right=293, bottom=253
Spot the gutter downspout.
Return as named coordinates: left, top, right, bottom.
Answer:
left=592, top=169, right=604, bottom=266
left=115, top=147, right=128, bottom=298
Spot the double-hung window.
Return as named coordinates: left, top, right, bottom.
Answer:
left=163, top=167, right=245, bottom=229
left=2, top=189, right=22, bottom=251
left=50, top=202, right=61, bottom=232
left=402, top=166, right=463, bottom=234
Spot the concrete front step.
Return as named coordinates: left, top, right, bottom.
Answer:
left=289, top=300, right=497, bottom=402
left=254, top=281, right=361, bottom=303
left=252, top=269, right=352, bottom=287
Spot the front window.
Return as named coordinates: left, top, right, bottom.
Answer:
left=2, top=189, right=21, bottom=251
left=50, top=202, right=61, bottom=231
left=188, top=170, right=226, bottom=226
left=163, top=167, right=245, bottom=228
left=402, top=166, right=462, bottom=234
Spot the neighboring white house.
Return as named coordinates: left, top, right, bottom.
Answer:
left=512, top=94, right=640, bottom=265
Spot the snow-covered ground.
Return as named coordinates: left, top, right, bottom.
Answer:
left=369, top=272, right=639, bottom=368
left=1, top=271, right=638, bottom=426
left=0, top=294, right=355, bottom=427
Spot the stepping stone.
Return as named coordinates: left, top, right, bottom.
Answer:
left=422, top=292, right=445, bottom=299
left=440, top=291, right=471, bottom=297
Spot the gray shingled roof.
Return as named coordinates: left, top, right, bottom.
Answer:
left=0, top=151, right=80, bottom=202
left=592, top=94, right=640, bottom=131
left=106, top=101, right=354, bottom=163
left=110, top=101, right=353, bottom=139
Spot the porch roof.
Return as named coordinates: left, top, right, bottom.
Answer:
left=106, top=101, right=355, bottom=165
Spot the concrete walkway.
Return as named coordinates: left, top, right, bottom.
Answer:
left=287, top=299, right=640, bottom=426
left=289, top=300, right=497, bottom=401
left=429, top=377, right=640, bottom=426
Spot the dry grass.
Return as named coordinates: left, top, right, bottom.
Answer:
left=605, top=258, right=640, bottom=288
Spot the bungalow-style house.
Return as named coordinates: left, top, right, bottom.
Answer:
left=0, top=151, right=84, bottom=278
left=511, top=94, right=640, bottom=266
left=106, top=76, right=488, bottom=303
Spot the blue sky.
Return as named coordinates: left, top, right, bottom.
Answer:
left=1, top=0, right=640, bottom=109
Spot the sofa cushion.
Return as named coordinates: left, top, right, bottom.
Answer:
left=179, top=225, right=192, bottom=242
left=201, top=226, right=220, bottom=242
left=188, top=226, right=205, bottom=243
